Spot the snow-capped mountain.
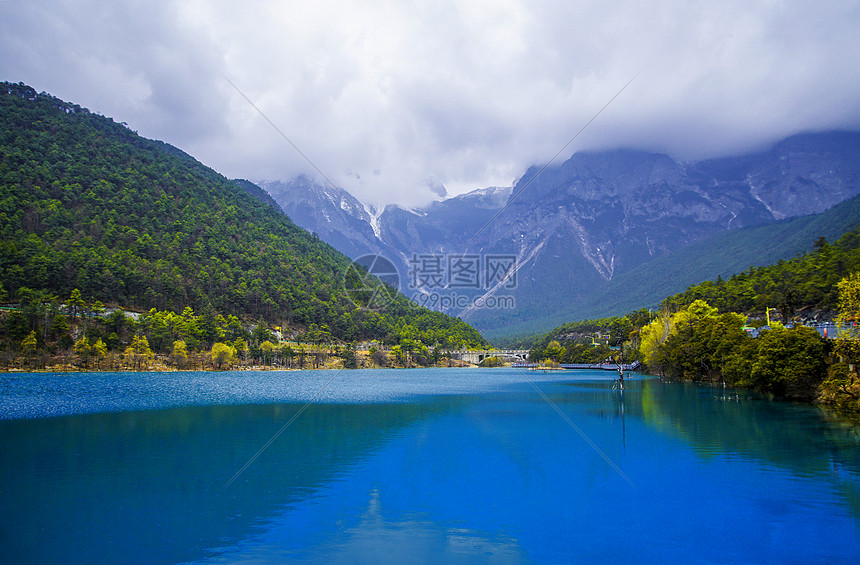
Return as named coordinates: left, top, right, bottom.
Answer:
left=251, top=130, right=860, bottom=338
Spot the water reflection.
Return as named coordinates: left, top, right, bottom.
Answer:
left=634, top=379, right=860, bottom=519
left=2, top=372, right=860, bottom=563
left=0, top=400, right=459, bottom=564
left=636, top=380, right=860, bottom=471
left=557, top=377, right=860, bottom=482
left=216, top=487, right=529, bottom=564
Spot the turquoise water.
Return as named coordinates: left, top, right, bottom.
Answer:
left=1, top=368, right=859, bottom=563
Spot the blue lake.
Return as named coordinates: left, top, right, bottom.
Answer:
left=1, top=368, right=859, bottom=563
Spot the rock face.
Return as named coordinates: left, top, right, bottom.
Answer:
left=256, top=177, right=386, bottom=260
left=257, top=131, right=860, bottom=336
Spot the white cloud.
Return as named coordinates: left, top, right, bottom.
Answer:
left=2, top=0, right=859, bottom=207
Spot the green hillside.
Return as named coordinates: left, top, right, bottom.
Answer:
left=525, top=225, right=860, bottom=412
left=489, top=194, right=860, bottom=341
left=528, top=222, right=860, bottom=355
left=662, top=227, right=860, bottom=317
left=0, top=82, right=484, bottom=351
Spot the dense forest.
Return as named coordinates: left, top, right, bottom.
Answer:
left=528, top=310, right=651, bottom=365
left=0, top=82, right=486, bottom=364
left=662, top=229, right=860, bottom=319
left=529, top=227, right=860, bottom=414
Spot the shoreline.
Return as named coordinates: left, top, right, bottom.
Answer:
left=0, top=360, right=483, bottom=374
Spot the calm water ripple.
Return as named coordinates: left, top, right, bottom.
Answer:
left=0, top=368, right=594, bottom=419
left=1, top=368, right=858, bottom=564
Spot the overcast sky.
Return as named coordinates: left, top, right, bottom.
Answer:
left=2, top=0, right=859, bottom=207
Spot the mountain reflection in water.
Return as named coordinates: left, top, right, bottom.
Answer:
left=1, top=369, right=858, bottom=563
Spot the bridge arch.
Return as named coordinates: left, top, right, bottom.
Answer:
left=445, top=349, right=529, bottom=364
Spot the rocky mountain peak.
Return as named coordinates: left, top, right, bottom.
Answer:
left=258, top=130, right=860, bottom=337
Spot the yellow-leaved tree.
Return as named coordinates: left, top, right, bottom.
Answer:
left=821, top=272, right=860, bottom=411
left=639, top=311, right=676, bottom=372
left=124, top=335, right=153, bottom=370
left=171, top=340, right=188, bottom=369
left=210, top=342, right=236, bottom=370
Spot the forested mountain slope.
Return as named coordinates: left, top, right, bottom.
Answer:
left=525, top=224, right=860, bottom=412
left=494, top=192, right=860, bottom=339
left=267, top=132, right=860, bottom=340
left=527, top=222, right=860, bottom=355
left=662, top=226, right=860, bottom=319
left=0, top=82, right=484, bottom=347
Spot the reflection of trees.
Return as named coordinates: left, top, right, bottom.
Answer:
left=636, top=379, right=860, bottom=517
left=0, top=399, right=461, bottom=564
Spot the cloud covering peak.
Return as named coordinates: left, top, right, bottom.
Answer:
left=2, top=0, right=859, bottom=206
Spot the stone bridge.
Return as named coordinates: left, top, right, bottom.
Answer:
left=445, top=349, right=530, bottom=364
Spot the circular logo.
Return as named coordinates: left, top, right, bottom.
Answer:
left=342, top=254, right=401, bottom=311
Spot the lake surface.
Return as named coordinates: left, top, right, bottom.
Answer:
left=1, top=368, right=859, bottom=564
